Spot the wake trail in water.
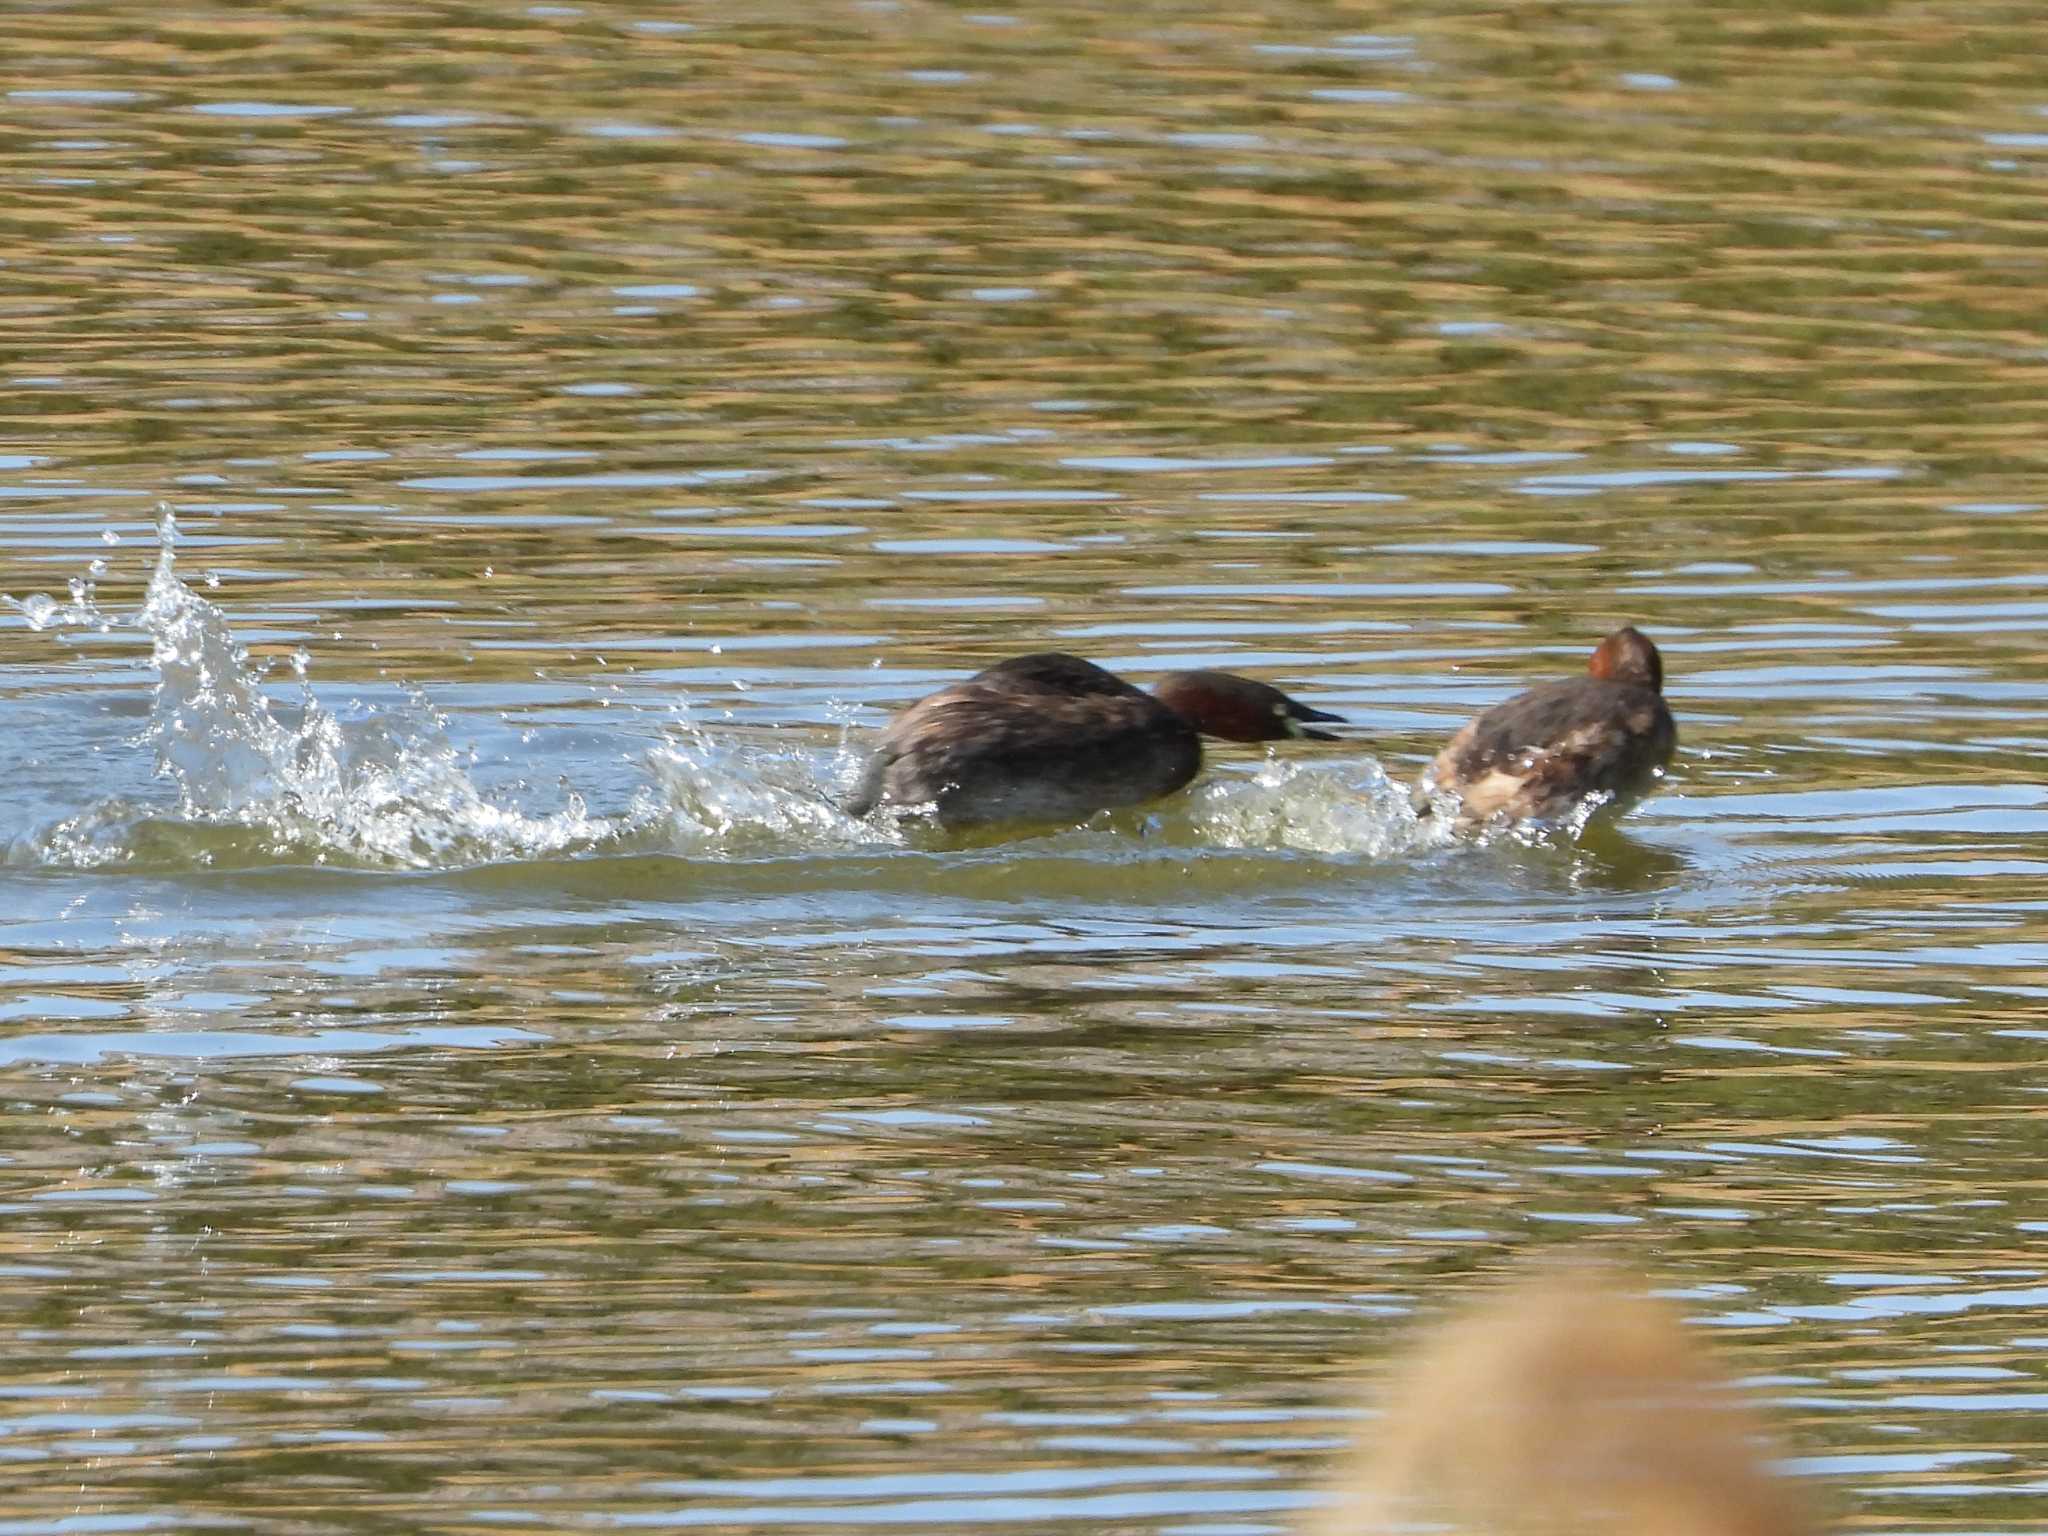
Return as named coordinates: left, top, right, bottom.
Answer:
left=4, top=509, right=1461, bottom=873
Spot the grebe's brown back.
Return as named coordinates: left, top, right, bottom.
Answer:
left=845, top=651, right=1341, bottom=828
left=1420, top=627, right=1675, bottom=828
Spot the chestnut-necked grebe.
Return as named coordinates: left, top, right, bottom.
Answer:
left=845, top=651, right=1342, bottom=827
left=1421, top=626, right=1675, bottom=827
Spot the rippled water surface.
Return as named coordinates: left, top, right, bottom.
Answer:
left=4, top=3, right=2048, bottom=1531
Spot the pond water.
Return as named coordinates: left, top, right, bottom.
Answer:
left=3, top=2, right=2048, bottom=1531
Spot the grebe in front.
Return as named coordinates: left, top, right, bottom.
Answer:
left=1420, top=626, right=1675, bottom=829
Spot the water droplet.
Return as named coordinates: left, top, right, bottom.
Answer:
left=16, top=593, right=59, bottom=630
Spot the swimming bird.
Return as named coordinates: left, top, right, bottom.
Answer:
left=1304, top=1260, right=1817, bottom=1536
left=1420, top=626, right=1675, bottom=828
left=843, top=652, right=1342, bottom=827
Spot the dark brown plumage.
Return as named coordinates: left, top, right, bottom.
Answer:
left=1421, top=627, right=1676, bottom=828
left=844, top=652, right=1342, bottom=827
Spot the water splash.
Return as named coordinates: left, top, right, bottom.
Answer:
left=637, top=736, right=1504, bottom=861
left=5, top=509, right=1632, bottom=872
left=12, top=508, right=610, bottom=870
left=1179, top=756, right=1455, bottom=857
left=637, top=731, right=901, bottom=854
left=8, top=568, right=118, bottom=636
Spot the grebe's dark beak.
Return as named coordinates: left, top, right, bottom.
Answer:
left=1284, top=701, right=1344, bottom=742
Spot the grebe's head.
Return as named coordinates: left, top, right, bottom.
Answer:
left=1587, top=627, right=1663, bottom=692
left=1152, top=670, right=1343, bottom=743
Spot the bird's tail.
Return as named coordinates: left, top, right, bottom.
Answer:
left=1305, top=1260, right=1817, bottom=1536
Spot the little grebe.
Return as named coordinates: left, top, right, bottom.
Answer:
left=844, top=651, right=1342, bottom=827
left=1421, top=626, right=1676, bottom=828
left=1304, top=1261, right=1816, bottom=1536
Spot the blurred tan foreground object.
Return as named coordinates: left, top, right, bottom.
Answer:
left=1306, top=1262, right=1818, bottom=1536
